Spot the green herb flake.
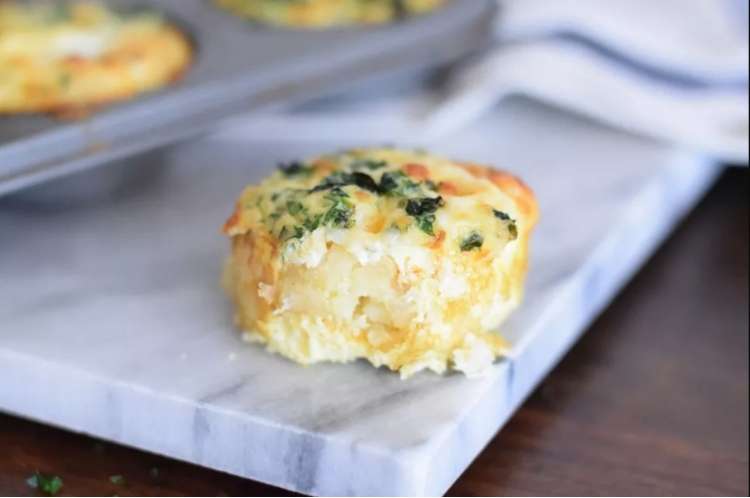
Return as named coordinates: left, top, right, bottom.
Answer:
left=286, top=200, right=305, bottom=217
left=377, top=171, right=400, bottom=194
left=109, top=475, right=126, bottom=486
left=351, top=172, right=381, bottom=194
left=324, top=186, right=349, bottom=200
left=492, top=209, right=511, bottom=221
left=322, top=189, right=354, bottom=228
left=279, top=225, right=305, bottom=241
left=403, top=196, right=444, bottom=236
left=149, top=467, right=160, bottom=480
left=415, top=214, right=436, bottom=236
left=508, top=222, right=518, bottom=240
left=460, top=231, right=484, bottom=251
left=302, top=213, right=323, bottom=232
left=492, top=209, right=518, bottom=240
left=27, top=473, right=63, bottom=496
left=351, top=159, right=387, bottom=171
left=405, top=196, right=444, bottom=217
left=378, top=171, right=419, bottom=197
left=278, top=161, right=313, bottom=177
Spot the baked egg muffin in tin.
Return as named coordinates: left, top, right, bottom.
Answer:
left=214, top=0, right=446, bottom=28
left=223, top=148, right=538, bottom=378
left=0, top=1, right=192, bottom=115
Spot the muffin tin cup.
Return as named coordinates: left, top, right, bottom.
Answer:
left=2, top=148, right=170, bottom=207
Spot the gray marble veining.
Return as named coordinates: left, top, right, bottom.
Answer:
left=0, top=101, right=720, bottom=496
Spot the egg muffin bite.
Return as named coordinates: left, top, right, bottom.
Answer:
left=0, top=1, right=192, bottom=115
left=223, top=148, right=538, bottom=378
left=214, top=0, right=445, bottom=28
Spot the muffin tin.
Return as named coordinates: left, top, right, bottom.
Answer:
left=0, top=0, right=496, bottom=197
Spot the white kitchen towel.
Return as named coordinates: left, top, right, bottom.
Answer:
left=216, top=0, right=749, bottom=163
left=494, top=0, right=748, bottom=86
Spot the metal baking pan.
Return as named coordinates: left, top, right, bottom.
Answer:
left=0, top=0, right=496, bottom=197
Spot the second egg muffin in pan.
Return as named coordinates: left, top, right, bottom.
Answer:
left=0, top=1, right=193, bottom=116
left=214, top=0, right=447, bottom=28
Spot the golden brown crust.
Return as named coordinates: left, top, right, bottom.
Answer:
left=458, top=162, right=540, bottom=228
left=222, top=204, right=242, bottom=234
left=403, top=162, right=430, bottom=180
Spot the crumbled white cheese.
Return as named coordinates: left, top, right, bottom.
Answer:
left=52, top=30, right=111, bottom=58
left=438, top=260, right=469, bottom=299
left=452, top=334, right=495, bottom=378
left=284, top=229, right=327, bottom=268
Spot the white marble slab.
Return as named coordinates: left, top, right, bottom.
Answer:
left=0, top=100, right=720, bottom=496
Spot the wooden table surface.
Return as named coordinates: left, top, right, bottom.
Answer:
left=1, top=167, right=747, bottom=497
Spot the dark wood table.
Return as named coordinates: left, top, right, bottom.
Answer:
left=1, top=168, right=747, bottom=497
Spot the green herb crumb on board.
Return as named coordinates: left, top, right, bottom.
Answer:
left=26, top=472, right=63, bottom=496
left=109, top=474, right=126, bottom=486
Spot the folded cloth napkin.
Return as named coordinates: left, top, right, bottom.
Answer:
left=217, top=0, right=749, bottom=163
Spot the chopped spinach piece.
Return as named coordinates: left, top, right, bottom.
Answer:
left=403, top=196, right=444, bottom=236
left=269, top=185, right=356, bottom=242
left=302, top=213, right=323, bottom=232
left=508, top=222, right=518, bottom=240
left=351, top=172, right=381, bottom=193
left=379, top=171, right=419, bottom=197
left=414, top=214, right=436, bottom=236
left=460, top=232, right=484, bottom=251
left=286, top=200, right=305, bottom=216
left=325, top=186, right=349, bottom=200
left=493, top=209, right=518, bottom=240
left=377, top=171, right=400, bottom=194
left=279, top=225, right=304, bottom=241
left=311, top=168, right=430, bottom=197
left=310, top=171, right=353, bottom=192
left=322, top=188, right=354, bottom=228
left=27, top=473, right=63, bottom=496
left=492, top=209, right=511, bottom=221
left=278, top=161, right=313, bottom=177
left=405, top=196, right=444, bottom=216
left=323, top=208, right=352, bottom=228
left=351, top=159, right=387, bottom=171
left=109, top=475, right=126, bottom=486
left=311, top=171, right=381, bottom=195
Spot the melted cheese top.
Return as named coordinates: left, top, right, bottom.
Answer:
left=225, top=148, right=521, bottom=263
left=0, top=2, right=161, bottom=60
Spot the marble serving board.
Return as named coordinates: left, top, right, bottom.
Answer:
left=0, top=101, right=720, bottom=496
